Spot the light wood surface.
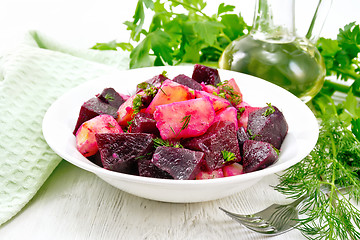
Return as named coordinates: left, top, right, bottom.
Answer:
left=0, top=161, right=305, bottom=239
left=0, top=0, right=359, bottom=239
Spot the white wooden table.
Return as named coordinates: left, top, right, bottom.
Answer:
left=0, top=0, right=359, bottom=239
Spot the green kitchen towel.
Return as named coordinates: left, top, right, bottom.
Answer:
left=0, top=31, right=129, bottom=226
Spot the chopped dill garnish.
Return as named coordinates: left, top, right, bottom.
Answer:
left=272, top=146, right=280, bottom=155
left=221, top=150, right=237, bottom=163
left=213, top=91, right=226, bottom=98
left=137, top=82, right=149, bottom=90
left=104, top=93, right=114, bottom=101
left=159, top=87, right=168, bottom=96
left=180, top=115, right=191, bottom=131
left=169, top=114, right=192, bottom=138
left=247, top=128, right=260, bottom=140
left=216, top=80, right=242, bottom=105
left=132, top=94, right=143, bottom=115
left=170, top=126, right=176, bottom=135
left=144, top=86, right=158, bottom=97
left=237, top=107, right=245, bottom=120
left=153, top=138, right=183, bottom=148
left=262, top=103, right=275, bottom=117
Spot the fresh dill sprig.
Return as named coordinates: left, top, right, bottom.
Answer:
left=274, top=114, right=360, bottom=240
left=153, top=138, right=183, bottom=148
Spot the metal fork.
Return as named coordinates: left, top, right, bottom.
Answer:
left=220, top=186, right=350, bottom=235
left=219, top=194, right=307, bottom=235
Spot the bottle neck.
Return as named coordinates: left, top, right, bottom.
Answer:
left=251, top=0, right=296, bottom=43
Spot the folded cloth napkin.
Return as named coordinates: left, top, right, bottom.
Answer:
left=0, top=31, right=129, bottom=225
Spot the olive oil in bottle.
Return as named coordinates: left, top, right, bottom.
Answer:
left=219, top=0, right=330, bottom=102
left=219, top=35, right=325, bottom=102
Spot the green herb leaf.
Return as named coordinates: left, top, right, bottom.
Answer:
left=352, top=118, right=360, bottom=141
left=216, top=80, right=242, bottom=105
left=91, top=0, right=249, bottom=68
left=132, top=94, right=143, bottom=115
left=153, top=137, right=183, bottom=148
left=130, top=0, right=146, bottom=41
left=221, top=150, right=236, bottom=163
left=91, top=41, right=134, bottom=51
left=130, top=37, right=153, bottom=69
left=144, top=86, right=158, bottom=97
left=262, top=103, right=275, bottom=117
left=180, top=115, right=191, bottom=130
left=104, top=93, right=115, bottom=101
left=149, top=29, right=174, bottom=65
left=193, top=20, right=224, bottom=46
left=217, top=3, right=235, bottom=16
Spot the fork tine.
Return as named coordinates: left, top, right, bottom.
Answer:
left=237, top=219, right=271, bottom=228
left=227, top=217, right=278, bottom=234
left=243, top=224, right=277, bottom=234
left=219, top=206, right=297, bottom=235
left=268, top=207, right=298, bottom=228
left=219, top=207, right=261, bottom=222
left=219, top=207, right=274, bottom=230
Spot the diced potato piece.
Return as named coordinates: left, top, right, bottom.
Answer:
left=153, top=97, right=215, bottom=140
left=195, top=169, right=224, bottom=180
left=195, top=90, right=230, bottom=112
left=222, top=163, right=244, bottom=177
left=236, top=101, right=250, bottom=109
left=238, top=105, right=261, bottom=129
left=219, top=78, right=243, bottom=105
left=214, top=107, right=239, bottom=129
left=145, top=80, right=195, bottom=114
left=224, top=78, right=242, bottom=96
left=200, top=83, right=219, bottom=94
left=76, top=114, right=123, bottom=157
left=117, top=92, right=145, bottom=126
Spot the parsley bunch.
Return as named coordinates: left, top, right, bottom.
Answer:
left=92, top=0, right=249, bottom=68
left=316, top=22, right=360, bottom=98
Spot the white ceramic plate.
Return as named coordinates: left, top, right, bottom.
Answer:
left=42, top=66, right=319, bottom=203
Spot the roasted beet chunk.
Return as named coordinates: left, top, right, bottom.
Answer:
left=184, top=121, right=241, bottom=171
left=130, top=112, right=160, bottom=136
left=242, top=140, right=279, bottom=173
left=87, top=151, right=103, bottom=168
left=96, top=133, right=155, bottom=174
left=97, top=87, right=126, bottom=108
left=73, top=98, right=118, bottom=135
left=247, top=105, right=288, bottom=149
left=151, top=146, right=204, bottom=180
left=192, top=64, right=221, bottom=86
left=136, top=74, right=168, bottom=93
left=237, top=126, right=249, bottom=157
left=138, top=158, right=173, bottom=179
left=172, top=74, right=202, bottom=91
